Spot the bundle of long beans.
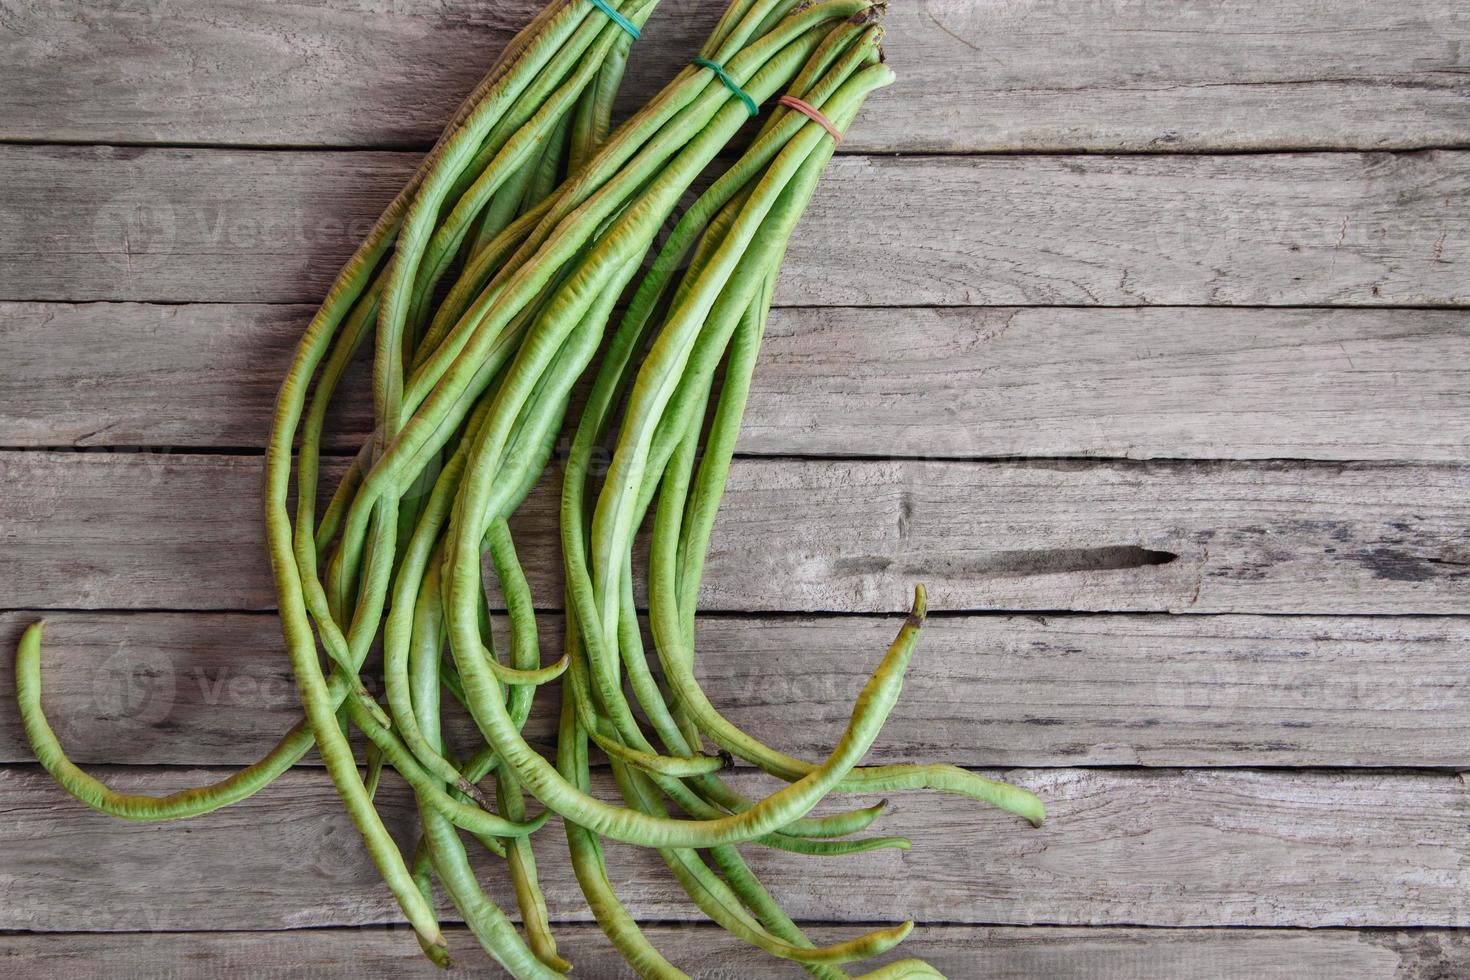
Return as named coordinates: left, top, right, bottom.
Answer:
left=15, top=0, right=1045, bottom=976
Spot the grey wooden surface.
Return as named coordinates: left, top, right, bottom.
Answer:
left=1, top=0, right=1467, bottom=976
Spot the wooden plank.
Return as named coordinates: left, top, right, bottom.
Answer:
left=7, top=303, right=1469, bottom=462
left=4, top=147, right=1466, bottom=306
left=2, top=1, right=1466, bottom=152
left=0, top=303, right=372, bottom=450
left=0, top=451, right=301, bottom=611
left=744, top=306, right=1470, bottom=463
left=2, top=766, right=1467, bottom=930
left=5, top=610, right=1469, bottom=770
left=2, top=452, right=1466, bottom=614
left=2, top=925, right=1466, bottom=979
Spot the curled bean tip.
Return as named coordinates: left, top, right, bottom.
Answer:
left=906, top=583, right=928, bottom=627
left=425, top=934, right=450, bottom=968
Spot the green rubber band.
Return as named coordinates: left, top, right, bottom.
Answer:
left=586, top=0, right=640, bottom=39
left=691, top=57, right=759, bottom=118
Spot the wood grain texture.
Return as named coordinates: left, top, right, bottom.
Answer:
left=5, top=610, right=1469, bottom=769
left=0, top=302, right=371, bottom=450
left=744, top=306, right=1470, bottom=462
left=4, top=0, right=1467, bottom=965
left=3, top=452, right=1466, bottom=614
left=7, top=303, right=1469, bottom=462
left=5, top=147, right=1466, bottom=305
left=3, top=766, right=1468, bottom=930
left=2, top=0, right=1466, bottom=152
left=2, top=925, right=1466, bottom=979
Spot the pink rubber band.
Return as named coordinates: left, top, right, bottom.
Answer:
left=776, top=95, right=842, bottom=143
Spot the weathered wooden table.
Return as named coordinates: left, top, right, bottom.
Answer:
left=2, top=1, right=1468, bottom=976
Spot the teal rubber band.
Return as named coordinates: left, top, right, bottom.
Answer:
left=586, top=0, right=640, bottom=39
left=691, top=57, right=759, bottom=117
